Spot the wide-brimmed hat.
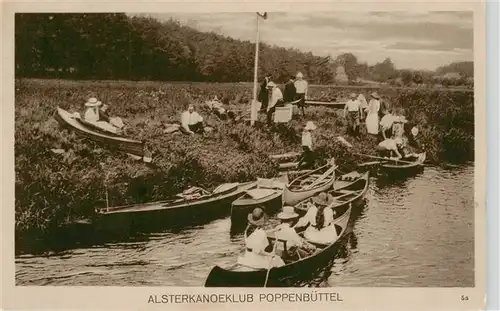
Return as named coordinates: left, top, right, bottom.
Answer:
left=370, top=92, right=381, bottom=100
left=85, top=97, right=102, bottom=108
left=349, top=93, right=357, bottom=99
left=411, top=126, right=419, bottom=137
left=296, top=72, right=304, bottom=79
left=248, top=207, right=266, bottom=226
left=277, top=206, right=299, bottom=220
left=266, top=81, right=277, bottom=88
left=304, top=121, right=317, bottom=131
left=312, top=192, right=330, bottom=206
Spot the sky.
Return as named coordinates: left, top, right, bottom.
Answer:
left=146, top=11, right=473, bottom=71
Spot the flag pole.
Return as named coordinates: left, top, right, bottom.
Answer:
left=251, top=13, right=260, bottom=126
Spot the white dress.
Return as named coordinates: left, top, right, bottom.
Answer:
left=365, top=99, right=380, bottom=134
left=295, top=206, right=338, bottom=244
left=237, top=228, right=285, bottom=269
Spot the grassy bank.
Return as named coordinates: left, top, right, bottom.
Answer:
left=14, top=79, right=474, bottom=249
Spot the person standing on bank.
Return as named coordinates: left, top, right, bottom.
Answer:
left=284, top=76, right=297, bottom=103
left=266, top=81, right=284, bottom=124
left=259, top=73, right=272, bottom=112
left=343, top=93, right=362, bottom=137
left=297, top=121, right=317, bottom=169
left=294, top=72, right=308, bottom=116
left=365, top=92, right=381, bottom=135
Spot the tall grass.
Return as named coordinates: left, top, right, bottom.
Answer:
left=14, top=79, right=474, bottom=245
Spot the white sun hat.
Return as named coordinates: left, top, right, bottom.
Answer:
left=296, top=72, right=304, bottom=79
left=304, top=121, right=317, bottom=131
left=84, top=97, right=102, bottom=108
left=266, top=81, right=277, bottom=88
left=277, top=206, right=299, bottom=220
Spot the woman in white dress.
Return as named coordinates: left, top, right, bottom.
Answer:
left=293, top=193, right=338, bottom=245
left=237, top=208, right=285, bottom=269
left=365, top=92, right=381, bottom=135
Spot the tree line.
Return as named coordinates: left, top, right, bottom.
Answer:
left=15, top=13, right=473, bottom=86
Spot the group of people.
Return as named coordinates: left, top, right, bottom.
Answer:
left=341, top=91, right=422, bottom=159
left=80, top=97, right=125, bottom=133
left=237, top=192, right=340, bottom=269
left=343, top=91, right=389, bottom=138
left=258, top=72, right=309, bottom=124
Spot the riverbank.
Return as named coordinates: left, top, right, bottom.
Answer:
left=14, top=79, right=474, bottom=252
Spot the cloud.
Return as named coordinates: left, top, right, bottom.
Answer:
left=144, top=11, right=473, bottom=70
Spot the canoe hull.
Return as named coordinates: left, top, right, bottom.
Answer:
left=55, top=107, right=145, bottom=157
left=379, top=152, right=426, bottom=178
left=283, top=163, right=336, bottom=206
left=205, top=206, right=352, bottom=287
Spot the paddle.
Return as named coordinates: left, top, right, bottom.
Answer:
left=263, top=233, right=280, bottom=287
left=354, top=153, right=416, bottom=165
left=304, top=163, right=337, bottom=190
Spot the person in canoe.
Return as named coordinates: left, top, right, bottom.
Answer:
left=273, top=206, right=317, bottom=260
left=99, top=103, right=125, bottom=130
left=376, top=137, right=404, bottom=159
left=266, top=81, right=284, bottom=125
left=344, top=93, right=362, bottom=137
left=181, top=104, right=204, bottom=135
left=83, top=97, right=101, bottom=122
left=294, top=72, right=308, bottom=116
left=293, top=193, right=338, bottom=244
left=237, top=207, right=285, bottom=269
left=83, top=98, right=123, bottom=134
left=297, top=121, right=317, bottom=169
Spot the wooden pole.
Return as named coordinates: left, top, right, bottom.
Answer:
left=251, top=13, right=260, bottom=126
left=353, top=153, right=416, bottom=165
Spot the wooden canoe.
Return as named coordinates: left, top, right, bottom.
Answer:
left=55, top=107, right=145, bottom=157
left=93, top=181, right=257, bottom=234
left=282, top=160, right=337, bottom=206
left=294, top=171, right=370, bottom=217
left=379, top=152, right=426, bottom=176
left=204, top=205, right=352, bottom=287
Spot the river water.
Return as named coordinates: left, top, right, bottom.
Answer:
left=16, top=165, right=474, bottom=287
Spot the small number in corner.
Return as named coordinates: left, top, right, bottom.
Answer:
left=461, top=295, right=469, bottom=301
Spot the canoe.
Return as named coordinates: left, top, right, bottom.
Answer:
left=204, top=205, right=352, bottom=287
left=294, top=171, right=370, bottom=217
left=76, top=117, right=125, bottom=138
left=230, top=179, right=285, bottom=226
left=282, top=160, right=337, bottom=206
left=379, top=152, right=426, bottom=177
left=93, top=181, right=257, bottom=235
left=55, top=107, right=145, bottom=157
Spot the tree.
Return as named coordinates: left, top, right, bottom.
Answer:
left=371, top=58, right=396, bottom=82
left=335, top=53, right=359, bottom=82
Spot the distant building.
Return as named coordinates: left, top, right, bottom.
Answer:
left=335, top=66, right=348, bottom=84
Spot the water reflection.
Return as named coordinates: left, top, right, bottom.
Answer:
left=15, top=165, right=474, bottom=287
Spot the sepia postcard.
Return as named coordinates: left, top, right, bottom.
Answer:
left=2, top=0, right=489, bottom=310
